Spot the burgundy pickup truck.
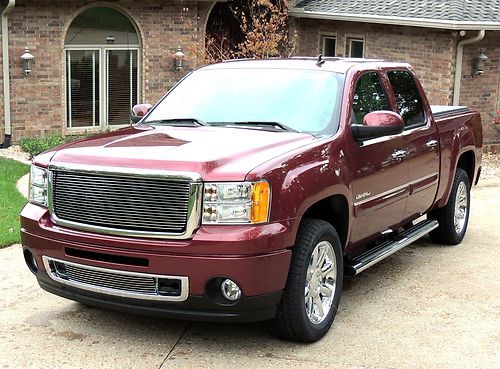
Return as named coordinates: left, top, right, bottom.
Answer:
left=21, top=58, right=482, bottom=342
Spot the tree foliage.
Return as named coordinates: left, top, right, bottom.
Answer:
left=233, top=0, right=294, bottom=59
left=188, top=0, right=295, bottom=65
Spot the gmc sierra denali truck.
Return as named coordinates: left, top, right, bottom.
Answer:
left=21, top=58, right=482, bottom=342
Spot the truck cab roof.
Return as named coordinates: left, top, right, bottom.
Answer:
left=200, top=57, right=412, bottom=74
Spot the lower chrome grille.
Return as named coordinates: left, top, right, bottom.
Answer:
left=42, top=256, right=189, bottom=301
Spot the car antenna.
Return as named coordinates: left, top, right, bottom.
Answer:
left=316, top=54, right=325, bottom=67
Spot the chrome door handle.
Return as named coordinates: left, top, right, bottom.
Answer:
left=426, top=139, right=438, bottom=149
left=391, top=150, right=408, bottom=160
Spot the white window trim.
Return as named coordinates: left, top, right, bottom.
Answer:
left=346, top=36, right=365, bottom=58
left=320, top=34, right=337, bottom=57
left=64, top=44, right=141, bottom=132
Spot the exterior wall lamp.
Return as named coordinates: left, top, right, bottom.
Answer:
left=21, top=48, right=34, bottom=77
left=174, top=46, right=185, bottom=71
left=472, top=49, right=488, bottom=77
left=106, top=35, right=115, bottom=44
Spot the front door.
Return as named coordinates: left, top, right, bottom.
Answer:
left=347, top=71, right=409, bottom=245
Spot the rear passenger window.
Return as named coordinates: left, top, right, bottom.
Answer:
left=352, top=72, right=390, bottom=124
left=387, top=70, right=425, bottom=127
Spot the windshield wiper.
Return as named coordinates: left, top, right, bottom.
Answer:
left=144, top=118, right=208, bottom=127
left=216, top=121, right=298, bottom=133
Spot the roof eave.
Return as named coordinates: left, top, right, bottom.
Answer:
left=289, top=8, right=500, bottom=31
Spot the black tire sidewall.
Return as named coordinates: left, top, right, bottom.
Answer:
left=448, top=169, right=471, bottom=243
left=286, top=220, right=344, bottom=341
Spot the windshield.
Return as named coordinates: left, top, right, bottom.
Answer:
left=144, top=68, right=344, bottom=135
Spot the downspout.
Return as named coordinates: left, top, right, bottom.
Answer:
left=1, top=0, right=15, bottom=148
left=453, top=30, right=485, bottom=106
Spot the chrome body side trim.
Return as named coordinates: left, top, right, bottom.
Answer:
left=42, top=256, right=189, bottom=302
left=353, top=172, right=440, bottom=208
left=353, top=183, right=408, bottom=207
left=47, top=163, right=203, bottom=239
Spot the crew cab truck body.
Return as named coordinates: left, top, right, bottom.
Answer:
left=21, top=58, right=482, bottom=342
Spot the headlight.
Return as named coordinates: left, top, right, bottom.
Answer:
left=202, top=181, right=270, bottom=224
left=29, top=165, right=48, bottom=207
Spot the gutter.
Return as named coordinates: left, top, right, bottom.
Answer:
left=289, top=9, right=500, bottom=31
left=453, top=30, right=485, bottom=106
left=1, top=0, right=15, bottom=148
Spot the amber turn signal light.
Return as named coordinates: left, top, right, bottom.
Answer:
left=251, top=181, right=270, bottom=223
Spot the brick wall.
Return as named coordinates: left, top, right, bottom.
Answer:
left=0, top=0, right=210, bottom=141
left=294, top=19, right=457, bottom=106
left=294, top=18, right=500, bottom=143
left=460, top=31, right=500, bottom=144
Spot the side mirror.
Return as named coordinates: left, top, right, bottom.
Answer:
left=131, top=103, right=152, bottom=123
left=351, top=111, right=404, bottom=142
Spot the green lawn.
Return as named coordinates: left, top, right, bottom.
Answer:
left=0, top=157, right=29, bottom=247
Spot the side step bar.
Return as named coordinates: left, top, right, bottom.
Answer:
left=345, top=219, right=439, bottom=276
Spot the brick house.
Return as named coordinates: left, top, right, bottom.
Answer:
left=289, top=0, right=500, bottom=145
left=0, top=0, right=215, bottom=145
left=0, top=0, right=499, bottom=146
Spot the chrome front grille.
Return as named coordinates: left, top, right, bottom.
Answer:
left=43, top=256, right=189, bottom=301
left=47, top=163, right=202, bottom=239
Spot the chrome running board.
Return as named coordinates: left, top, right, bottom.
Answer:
left=345, top=219, right=439, bottom=276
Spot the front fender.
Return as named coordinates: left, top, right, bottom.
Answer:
left=247, top=139, right=353, bottom=245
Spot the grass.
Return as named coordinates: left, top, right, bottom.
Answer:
left=0, top=157, right=29, bottom=248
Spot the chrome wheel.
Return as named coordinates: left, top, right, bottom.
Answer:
left=305, top=240, right=337, bottom=325
left=454, top=181, right=468, bottom=234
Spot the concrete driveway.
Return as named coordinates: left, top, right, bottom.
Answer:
left=1, top=181, right=499, bottom=369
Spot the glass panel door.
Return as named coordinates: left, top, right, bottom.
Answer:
left=106, top=50, right=138, bottom=126
left=66, top=50, right=100, bottom=128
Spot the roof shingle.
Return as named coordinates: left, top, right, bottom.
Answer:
left=291, top=0, right=500, bottom=27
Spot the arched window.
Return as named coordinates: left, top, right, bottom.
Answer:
left=65, top=7, right=140, bottom=128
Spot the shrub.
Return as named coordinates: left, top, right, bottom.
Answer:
left=18, top=131, right=101, bottom=158
left=18, top=135, right=67, bottom=158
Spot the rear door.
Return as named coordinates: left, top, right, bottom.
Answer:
left=386, top=70, right=440, bottom=219
left=347, top=71, right=409, bottom=244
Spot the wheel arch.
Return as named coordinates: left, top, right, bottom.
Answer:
left=300, top=194, right=350, bottom=249
left=456, top=150, right=475, bottom=184
left=435, top=146, right=477, bottom=209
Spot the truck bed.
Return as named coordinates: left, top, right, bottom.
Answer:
left=431, top=105, right=471, bottom=120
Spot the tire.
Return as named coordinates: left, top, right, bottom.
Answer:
left=271, top=219, right=343, bottom=342
left=429, top=168, right=471, bottom=245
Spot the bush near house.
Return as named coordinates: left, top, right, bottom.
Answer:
left=19, top=132, right=98, bottom=158
left=18, top=135, right=66, bottom=158
left=0, top=158, right=29, bottom=248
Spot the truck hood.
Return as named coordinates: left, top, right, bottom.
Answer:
left=48, top=125, right=317, bottom=180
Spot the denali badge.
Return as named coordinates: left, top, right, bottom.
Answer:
left=355, top=192, right=371, bottom=201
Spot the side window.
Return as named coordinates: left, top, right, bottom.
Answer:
left=387, top=70, right=425, bottom=127
left=352, top=72, right=390, bottom=124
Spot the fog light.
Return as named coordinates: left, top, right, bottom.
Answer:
left=220, top=279, right=241, bottom=301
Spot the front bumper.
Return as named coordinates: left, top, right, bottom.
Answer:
left=21, top=204, right=294, bottom=322
left=37, top=271, right=282, bottom=322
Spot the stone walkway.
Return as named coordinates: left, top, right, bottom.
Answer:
left=0, top=145, right=30, bottom=164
